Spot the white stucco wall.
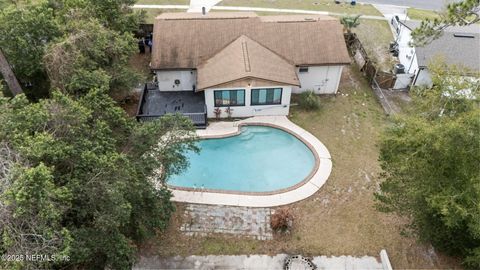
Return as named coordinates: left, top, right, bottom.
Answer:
left=413, top=68, right=433, bottom=88
left=204, top=86, right=292, bottom=118
left=155, top=70, right=197, bottom=91
left=396, top=24, right=435, bottom=88
left=293, top=65, right=344, bottom=94
left=393, top=73, right=414, bottom=89
left=396, top=25, right=419, bottom=75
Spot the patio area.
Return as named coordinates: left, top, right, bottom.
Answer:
left=136, top=85, right=207, bottom=128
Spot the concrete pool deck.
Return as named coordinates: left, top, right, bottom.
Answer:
left=170, top=116, right=332, bottom=207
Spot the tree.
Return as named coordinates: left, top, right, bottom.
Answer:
left=44, top=19, right=138, bottom=96
left=0, top=88, right=198, bottom=269
left=375, top=64, right=480, bottom=268
left=0, top=3, right=61, bottom=99
left=340, top=15, right=361, bottom=34
left=0, top=0, right=144, bottom=100
left=411, top=0, right=480, bottom=46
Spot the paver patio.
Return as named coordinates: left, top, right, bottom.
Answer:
left=180, top=204, right=272, bottom=240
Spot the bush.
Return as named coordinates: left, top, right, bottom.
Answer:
left=298, top=91, right=320, bottom=110
left=270, top=208, right=293, bottom=233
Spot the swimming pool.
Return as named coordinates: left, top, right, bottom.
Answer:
left=168, top=125, right=317, bottom=193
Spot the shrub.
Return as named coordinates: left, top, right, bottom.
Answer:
left=225, top=106, right=233, bottom=118
left=298, top=91, right=320, bottom=110
left=213, top=107, right=222, bottom=119
left=270, top=208, right=293, bottom=233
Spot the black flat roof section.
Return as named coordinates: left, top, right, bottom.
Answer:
left=141, top=90, right=205, bottom=115
left=137, top=89, right=207, bottom=128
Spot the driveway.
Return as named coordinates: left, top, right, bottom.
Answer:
left=358, top=0, right=461, bottom=11
left=188, top=0, right=222, bottom=12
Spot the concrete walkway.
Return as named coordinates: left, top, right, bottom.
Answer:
left=134, top=254, right=385, bottom=270
left=187, top=0, right=222, bottom=13
left=373, top=4, right=409, bottom=24
left=359, top=0, right=458, bottom=11
left=132, top=4, right=387, bottom=21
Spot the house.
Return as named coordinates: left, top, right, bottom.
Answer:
left=393, top=20, right=480, bottom=89
left=137, top=12, right=350, bottom=124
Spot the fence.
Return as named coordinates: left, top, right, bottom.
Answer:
left=345, top=33, right=397, bottom=115
left=344, top=33, right=396, bottom=89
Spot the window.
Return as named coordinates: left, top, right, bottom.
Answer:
left=251, top=88, right=282, bottom=105
left=299, top=67, right=309, bottom=73
left=214, top=89, right=245, bottom=107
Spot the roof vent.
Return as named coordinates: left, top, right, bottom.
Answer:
left=453, top=33, right=475, bottom=38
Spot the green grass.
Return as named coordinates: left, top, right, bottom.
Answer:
left=407, top=8, right=441, bottom=20
left=219, top=0, right=382, bottom=16
left=140, top=8, right=186, bottom=23
left=135, top=0, right=189, bottom=4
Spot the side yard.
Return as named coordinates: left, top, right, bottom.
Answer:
left=138, top=67, right=460, bottom=269
left=352, top=19, right=396, bottom=72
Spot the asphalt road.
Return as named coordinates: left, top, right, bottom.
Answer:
left=358, top=0, right=461, bottom=10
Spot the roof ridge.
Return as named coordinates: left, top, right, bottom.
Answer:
left=241, top=40, right=252, bottom=72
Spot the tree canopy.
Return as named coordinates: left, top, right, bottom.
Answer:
left=0, top=87, right=197, bottom=269
left=0, top=1, right=199, bottom=269
left=0, top=0, right=143, bottom=99
left=375, top=64, right=480, bottom=268
left=411, top=0, right=480, bottom=46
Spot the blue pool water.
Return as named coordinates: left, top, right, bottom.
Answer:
left=168, top=126, right=316, bottom=192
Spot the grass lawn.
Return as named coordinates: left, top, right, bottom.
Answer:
left=138, top=67, right=460, bottom=269
left=353, top=19, right=396, bottom=72
left=407, top=8, right=441, bottom=21
left=219, top=0, right=382, bottom=16
left=136, top=0, right=189, bottom=5
left=139, top=8, right=186, bottom=23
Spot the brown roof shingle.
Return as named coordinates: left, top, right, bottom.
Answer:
left=196, top=35, right=300, bottom=90
left=151, top=12, right=350, bottom=69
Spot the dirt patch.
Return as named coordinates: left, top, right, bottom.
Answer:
left=137, top=67, right=460, bottom=269
left=129, top=52, right=153, bottom=81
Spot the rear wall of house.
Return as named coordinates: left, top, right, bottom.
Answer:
left=155, top=70, right=197, bottom=91
left=204, top=86, right=292, bottom=118
left=293, top=65, right=344, bottom=94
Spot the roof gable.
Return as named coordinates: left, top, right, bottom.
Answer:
left=196, top=35, right=299, bottom=90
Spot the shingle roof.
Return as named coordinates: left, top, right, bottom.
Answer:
left=151, top=12, right=350, bottom=70
left=401, top=22, right=480, bottom=71
left=196, top=35, right=300, bottom=90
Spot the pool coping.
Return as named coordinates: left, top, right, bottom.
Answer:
left=169, top=116, right=332, bottom=207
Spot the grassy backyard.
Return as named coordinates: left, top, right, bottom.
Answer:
left=138, top=67, right=460, bottom=269
left=219, top=0, right=382, bottom=16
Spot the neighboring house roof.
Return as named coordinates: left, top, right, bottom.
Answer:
left=400, top=21, right=480, bottom=71
left=151, top=12, right=350, bottom=70
left=196, top=35, right=300, bottom=90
